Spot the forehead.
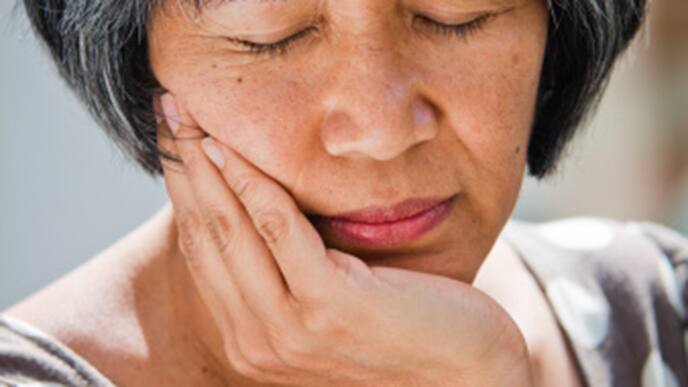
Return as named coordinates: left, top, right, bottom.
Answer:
left=183, top=0, right=523, bottom=11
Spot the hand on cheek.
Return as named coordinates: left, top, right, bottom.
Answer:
left=156, top=93, right=534, bottom=387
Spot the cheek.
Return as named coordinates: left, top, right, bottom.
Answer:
left=182, top=66, right=317, bottom=184
left=419, top=50, right=538, bottom=196
left=466, top=52, right=538, bottom=175
left=426, top=41, right=542, bottom=187
left=412, top=24, right=545, bottom=253
left=418, top=6, right=546, bottom=183
left=418, top=50, right=540, bottom=281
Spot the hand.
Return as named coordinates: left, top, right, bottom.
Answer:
left=157, top=93, right=534, bottom=387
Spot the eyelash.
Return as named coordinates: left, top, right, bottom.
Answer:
left=232, top=26, right=320, bottom=58
left=413, top=13, right=495, bottom=39
left=231, top=13, right=496, bottom=58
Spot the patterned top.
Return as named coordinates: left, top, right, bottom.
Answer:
left=503, top=217, right=688, bottom=387
left=0, top=315, right=115, bottom=387
left=0, top=217, right=686, bottom=387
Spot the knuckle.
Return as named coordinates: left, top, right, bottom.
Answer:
left=176, top=213, right=201, bottom=257
left=300, top=305, right=344, bottom=337
left=255, top=209, right=290, bottom=246
left=271, top=332, right=313, bottom=368
left=160, top=157, right=184, bottom=175
left=231, top=174, right=261, bottom=203
left=223, top=342, right=246, bottom=371
left=203, top=205, right=236, bottom=255
left=230, top=357, right=265, bottom=381
left=232, top=341, right=280, bottom=383
left=243, top=346, right=283, bottom=371
left=180, top=149, right=203, bottom=171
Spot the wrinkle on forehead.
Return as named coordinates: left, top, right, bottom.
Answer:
left=181, top=0, right=528, bottom=12
left=178, top=0, right=296, bottom=12
left=154, top=0, right=536, bottom=35
left=161, top=0, right=315, bottom=25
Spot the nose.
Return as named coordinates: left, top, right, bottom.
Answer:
left=319, top=40, right=439, bottom=161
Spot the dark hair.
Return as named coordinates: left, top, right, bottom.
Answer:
left=21, top=0, right=647, bottom=179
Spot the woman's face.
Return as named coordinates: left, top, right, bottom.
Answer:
left=149, top=0, right=548, bottom=283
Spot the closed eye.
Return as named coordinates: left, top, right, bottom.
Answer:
left=228, top=13, right=497, bottom=58
left=412, top=13, right=497, bottom=39
left=226, top=26, right=319, bottom=58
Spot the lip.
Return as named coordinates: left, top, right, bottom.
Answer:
left=315, top=194, right=458, bottom=247
left=332, top=195, right=458, bottom=223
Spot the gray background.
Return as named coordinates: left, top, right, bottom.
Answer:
left=2, top=2, right=686, bottom=310
left=1, top=4, right=168, bottom=309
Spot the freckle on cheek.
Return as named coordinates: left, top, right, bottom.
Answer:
left=237, top=77, right=243, bottom=84
left=515, top=145, right=521, bottom=154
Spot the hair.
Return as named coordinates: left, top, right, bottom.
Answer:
left=21, top=0, right=647, bottom=179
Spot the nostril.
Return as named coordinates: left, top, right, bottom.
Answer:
left=412, top=100, right=435, bottom=126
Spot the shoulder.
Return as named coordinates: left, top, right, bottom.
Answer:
left=0, top=250, right=144, bottom=387
left=506, top=216, right=687, bottom=290
left=507, top=215, right=687, bottom=254
left=1, top=246, right=174, bottom=386
left=504, top=216, right=688, bottom=387
left=0, top=314, right=116, bottom=386
left=506, top=216, right=687, bottom=323
left=0, top=206, right=203, bottom=387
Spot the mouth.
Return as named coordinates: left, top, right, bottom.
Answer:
left=309, top=194, right=459, bottom=248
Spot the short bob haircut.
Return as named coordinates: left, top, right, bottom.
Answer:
left=22, top=0, right=647, bottom=179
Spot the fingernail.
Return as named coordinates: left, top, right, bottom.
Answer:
left=202, top=137, right=225, bottom=169
left=160, top=93, right=180, bottom=135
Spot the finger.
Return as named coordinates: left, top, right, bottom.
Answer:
left=203, top=137, right=339, bottom=303
left=158, top=118, right=238, bottom=332
left=158, top=117, right=285, bottom=379
left=159, top=93, right=295, bottom=323
left=158, top=120, right=239, bottom=334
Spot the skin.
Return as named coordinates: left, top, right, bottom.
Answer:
left=149, top=0, right=542, bottom=283
left=154, top=92, right=538, bottom=386
left=150, top=0, right=558, bottom=384
left=4, top=0, right=584, bottom=386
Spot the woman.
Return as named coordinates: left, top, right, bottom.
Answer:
left=1, top=0, right=685, bottom=386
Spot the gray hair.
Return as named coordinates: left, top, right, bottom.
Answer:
left=21, top=0, right=648, bottom=179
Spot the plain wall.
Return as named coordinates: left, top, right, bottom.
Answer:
left=0, top=4, right=168, bottom=309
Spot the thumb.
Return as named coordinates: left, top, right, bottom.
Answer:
left=326, top=249, right=378, bottom=289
